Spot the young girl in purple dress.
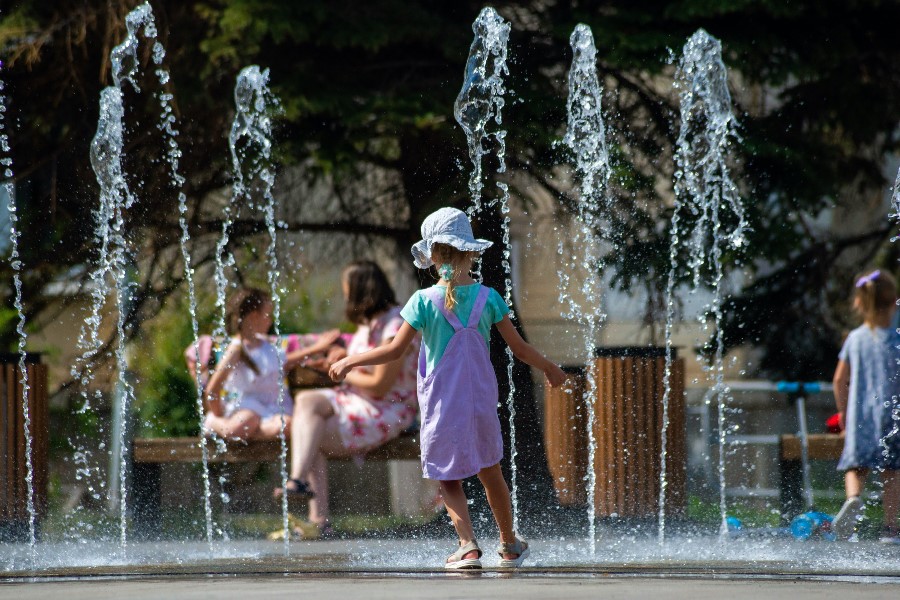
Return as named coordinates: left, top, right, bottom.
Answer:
left=330, top=208, right=566, bottom=569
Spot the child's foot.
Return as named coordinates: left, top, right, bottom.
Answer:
left=879, top=526, right=900, bottom=545
left=272, top=477, right=315, bottom=501
left=832, top=496, right=864, bottom=540
left=498, top=537, right=529, bottom=568
left=445, top=540, right=482, bottom=570
left=317, top=520, right=338, bottom=540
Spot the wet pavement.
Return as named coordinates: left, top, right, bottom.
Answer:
left=1, top=536, right=898, bottom=597
left=1, top=573, right=899, bottom=599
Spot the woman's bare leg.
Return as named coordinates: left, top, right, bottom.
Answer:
left=289, top=391, right=336, bottom=481
left=307, top=451, right=330, bottom=526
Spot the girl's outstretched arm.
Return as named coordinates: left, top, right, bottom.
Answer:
left=495, top=316, right=567, bottom=387
left=329, top=321, right=418, bottom=382
left=282, top=329, right=342, bottom=370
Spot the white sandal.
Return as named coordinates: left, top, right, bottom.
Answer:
left=498, top=537, right=529, bottom=568
left=445, top=539, right=482, bottom=570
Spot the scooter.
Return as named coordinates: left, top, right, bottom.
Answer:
left=726, top=381, right=834, bottom=540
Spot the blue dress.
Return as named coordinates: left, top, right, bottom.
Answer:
left=837, top=324, right=900, bottom=470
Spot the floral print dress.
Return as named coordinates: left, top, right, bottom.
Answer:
left=324, top=306, right=419, bottom=453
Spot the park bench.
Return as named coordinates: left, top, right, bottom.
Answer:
left=131, top=432, right=420, bottom=538
left=779, top=432, right=843, bottom=520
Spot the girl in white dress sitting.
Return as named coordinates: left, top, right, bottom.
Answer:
left=203, top=287, right=340, bottom=440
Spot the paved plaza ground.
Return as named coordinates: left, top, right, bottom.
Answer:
left=1, top=573, right=899, bottom=600
left=2, top=536, right=899, bottom=598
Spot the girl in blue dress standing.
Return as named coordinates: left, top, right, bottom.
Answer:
left=831, top=269, right=900, bottom=542
left=330, top=207, right=566, bottom=569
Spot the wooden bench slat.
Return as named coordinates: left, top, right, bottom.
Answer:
left=133, top=433, right=420, bottom=464
left=780, top=433, right=844, bottom=461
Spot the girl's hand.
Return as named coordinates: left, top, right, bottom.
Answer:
left=544, top=364, right=567, bottom=388
left=329, top=358, right=353, bottom=382
left=325, top=345, right=348, bottom=365
left=311, top=329, right=342, bottom=353
left=204, top=394, right=225, bottom=417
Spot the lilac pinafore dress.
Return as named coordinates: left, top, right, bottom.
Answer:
left=417, top=286, right=503, bottom=481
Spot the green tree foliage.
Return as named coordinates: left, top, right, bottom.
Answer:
left=3, top=1, right=899, bottom=376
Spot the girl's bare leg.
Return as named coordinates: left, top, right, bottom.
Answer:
left=477, top=463, right=520, bottom=559
left=846, top=468, right=868, bottom=498
left=257, top=415, right=292, bottom=440
left=206, top=410, right=260, bottom=440
left=439, top=480, right=478, bottom=560
left=882, top=469, right=900, bottom=528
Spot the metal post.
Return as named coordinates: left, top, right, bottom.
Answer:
left=795, top=392, right=815, bottom=511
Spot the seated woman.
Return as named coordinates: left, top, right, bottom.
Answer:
left=199, top=287, right=342, bottom=440
left=274, top=261, right=419, bottom=535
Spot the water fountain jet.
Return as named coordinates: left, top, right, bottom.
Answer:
left=559, top=23, right=613, bottom=555
left=454, top=7, right=520, bottom=530
left=663, top=28, right=748, bottom=539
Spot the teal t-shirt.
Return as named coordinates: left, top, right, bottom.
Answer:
left=400, top=283, right=510, bottom=375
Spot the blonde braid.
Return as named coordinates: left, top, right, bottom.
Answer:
left=445, top=263, right=459, bottom=310
left=432, top=243, right=479, bottom=311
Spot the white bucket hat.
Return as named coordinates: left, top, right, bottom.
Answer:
left=411, top=207, right=493, bottom=269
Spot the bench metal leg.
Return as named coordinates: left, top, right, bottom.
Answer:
left=779, top=458, right=803, bottom=524
left=132, top=462, right=161, bottom=540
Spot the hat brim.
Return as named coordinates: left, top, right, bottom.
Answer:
left=410, top=235, right=492, bottom=269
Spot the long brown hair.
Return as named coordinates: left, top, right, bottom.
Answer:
left=431, top=243, right=480, bottom=310
left=225, top=287, right=271, bottom=375
left=853, top=269, right=897, bottom=325
left=342, top=261, right=397, bottom=324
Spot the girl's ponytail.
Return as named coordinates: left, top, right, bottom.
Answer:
left=853, top=269, right=897, bottom=325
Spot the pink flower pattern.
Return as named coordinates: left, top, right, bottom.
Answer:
left=329, top=306, right=419, bottom=453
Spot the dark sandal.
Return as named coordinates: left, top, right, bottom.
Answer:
left=274, top=477, right=315, bottom=500
left=498, top=537, right=529, bottom=568
left=445, top=539, right=482, bottom=570
left=318, top=520, right=337, bottom=540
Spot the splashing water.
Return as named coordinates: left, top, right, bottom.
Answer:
left=1, top=62, right=37, bottom=556
left=559, top=24, right=612, bottom=556
left=69, top=88, right=120, bottom=531
left=454, top=7, right=521, bottom=530
left=454, top=7, right=509, bottom=219
left=886, top=166, right=900, bottom=474
left=78, top=1, right=164, bottom=550
left=664, top=28, right=748, bottom=539
left=148, top=25, right=215, bottom=550
left=86, top=84, right=132, bottom=551
left=226, top=66, right=291, bottom=550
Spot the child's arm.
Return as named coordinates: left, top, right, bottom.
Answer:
left=495, top=316, right=567, bottom=387
left=329, top=322, right=418, bottom=382
left=283, top=329, right=342, bottom=370
left=203, top=340, right=241, bottom=417
left=833, top=359, right=850, bottom=431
